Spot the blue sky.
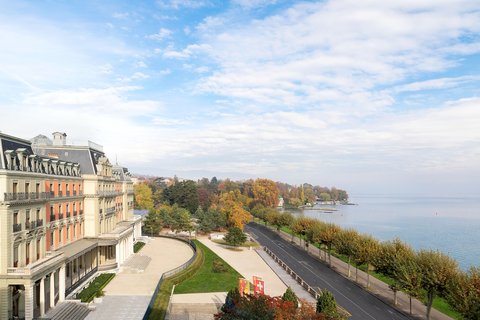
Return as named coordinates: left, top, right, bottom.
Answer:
left=1, top=0, right=480, bottom=195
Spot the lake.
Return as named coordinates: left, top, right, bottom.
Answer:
left=282, top=195, right=480, bottom=270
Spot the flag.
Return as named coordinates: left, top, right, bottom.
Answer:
left=239, top=278, right=245, bottom=297
left=244, top=280, right=250, bottom=296
left=253, top=276, right=265, bottom=295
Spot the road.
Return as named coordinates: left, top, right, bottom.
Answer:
left=245, top=223, right=410, bottom=320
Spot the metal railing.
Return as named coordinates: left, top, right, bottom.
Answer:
left=142, top=236, right=197, bottom=320
left=3, top=192, right=50, bottom=202
left=105, top=207, right=116, bottom=215
left=13, top=223, right=22, bottom=232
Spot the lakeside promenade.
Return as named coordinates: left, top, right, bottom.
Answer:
left=248, top=222, right=453, bottom=320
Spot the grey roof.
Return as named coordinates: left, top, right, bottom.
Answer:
left=54, top=238, right=97, bottom=261
left=33, top=145, right=105, bottom=175
left=112, top=165, right=132, bottom=182
left=0, top=133, right=35, bottom=170
left=30, top=134, right=52, bottom=146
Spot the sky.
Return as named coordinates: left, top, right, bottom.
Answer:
left=1, top=0, right=480, bottom=196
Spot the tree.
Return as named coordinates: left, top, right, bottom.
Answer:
left=162, top=180, right=199, bottom=214
left=142, top=209, right=162, bottom=236
left=447, top=267, right=480, bottom=319
left=321, top=223, right=340, bottom=266
left=282, top=287, right=298, bottom=309
left=352, top=234, right=380, bottom=288
left=224, top=227, right=247, bottom=247
left=316, top=289, right=337, bottom=316
left=134, top=183, right=153, bottom=210
left=170, top=206, right=193, bottom=235
left=417, top=250, right=458, bottom=320
left=394, top=253, right=422, bottom=315
left=252, top=179, right=279, bottom=208
left=291, top=217, right=315, bottom=248
left=332, top=229, right=359, bottom=278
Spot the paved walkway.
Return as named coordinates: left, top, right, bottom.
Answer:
left=85, top=237, right=194, bottom=320
left=198, top=238, right=287, bottom=296
left=266, top=225, right=453, bottom=320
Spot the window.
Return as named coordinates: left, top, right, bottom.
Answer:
left=13, top=211, right=18, bottom=224
left=49, top=183, right=53, bottom=194
left=58, top=183, right=62, bottom=195
left=59, top=228, right=63, bottom=244
left=36, top=209, right=40, bottom=221
left=13, top=246, right=18, bottom=267
left=37, top=239, right=41, bottom=260
left=26, top=210, right=30, bottom=229
left=25, top=182, right=30, bottom=194
left=50, top=231, right=54, bottom=247
left=13, top=182, right=18, bottom=194
left=36, top=183, right=40, bottom=195
left=67, top=226, right=70, bottom=240
left=26, top=242, right=30, bottom=265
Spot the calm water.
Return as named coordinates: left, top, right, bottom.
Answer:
left=283, top=195, right=480, bottom=270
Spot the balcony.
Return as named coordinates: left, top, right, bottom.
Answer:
left=58, top=213, right=64, bottom=220
left=26, top=221, right=36, bottom=230
left=3, top=192, right=50, bottom=204
left=66, top=211, right=71, bottom=218
left=36, top=219, right=43, bottom=227
left=13, top=223, right=22, bottom=232
left=105, top=207, right=115, bottom=215
left=66, top=191, right=70, bottom=197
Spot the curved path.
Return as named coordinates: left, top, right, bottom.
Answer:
left=245, top=223, right=410, bottom=320
left=85, top=237, right=194, bottom=320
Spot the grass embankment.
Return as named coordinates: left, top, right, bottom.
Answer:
left=134, top=241, right=146, bottom=253
left=211, top=239, right=259, bottom=248
left=175, top=240, right=242, bottom=293
left=267, top=222, right=462, bottom=319
left=77, top=273, right=115, bottom=302
left=148, top=240, right=242, bottom=320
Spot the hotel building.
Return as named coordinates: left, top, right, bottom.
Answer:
left=0, top=132, right=141, bottom=319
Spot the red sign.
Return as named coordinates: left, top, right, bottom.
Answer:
left=253, top=278, right=265, bottom=295
left=239, top=278, right=245, bottom=296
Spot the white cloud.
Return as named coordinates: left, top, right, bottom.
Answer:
left=232, top=0, right=277, bottom=9
left=156, top=0, right=210, bottom=9
left=146, top=28, right=173, bottom=41
left=392, top=76, right=480, bottom=93
left=162, top=43, right=210, bottom=59
left=112, top=12, right=130, bottom=19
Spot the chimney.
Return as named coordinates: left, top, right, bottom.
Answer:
left=52, top=132, right=67, bottom=146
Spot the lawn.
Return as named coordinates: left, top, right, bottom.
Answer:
left=174, top=240, right=242, bottom=294
left=76, top=273, right=115, bottom=302
left=211, top=239, right=259, bottom=248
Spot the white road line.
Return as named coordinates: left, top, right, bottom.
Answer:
left=252, top=226, right=379, bottom=320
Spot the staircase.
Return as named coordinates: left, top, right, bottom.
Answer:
left=39, top=301, right=91, bottom=320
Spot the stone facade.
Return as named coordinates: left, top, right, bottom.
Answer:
left=0, top=132, right=141, bottom=320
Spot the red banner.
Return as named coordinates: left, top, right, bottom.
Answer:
left=239, top=278, right=245, bottom=297
left=253, top=277, right=265, bottom=295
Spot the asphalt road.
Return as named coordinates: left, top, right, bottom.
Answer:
left=245, top=223, right=410, bottom=320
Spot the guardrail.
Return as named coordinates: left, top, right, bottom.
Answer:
left=142, top=235, right=197, bottom=320
left=263, top=246, right=351, bottom=318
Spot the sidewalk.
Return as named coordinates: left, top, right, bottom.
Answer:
left=270, top=227, right=453, bottom=320
left=85, top=237, right=194, bottom=320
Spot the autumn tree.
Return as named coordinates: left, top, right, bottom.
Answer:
left=333, top=229, right=359, bottom=278
left=394, top=253, right=422, bottom=315
left=134, top=183, right=153, bottom=210
left=282, top=287, right=299, bottom=309
left=352, top=234, right=380, bottom=288
left=321, top=223, right=341, bottom=266
left=252, top=179, right=279, bottom=208
left=170, top=206, right=193, bottom=235
left=162, top=180, right=199, bottom=214
left=417, top=250, right=458, bottom=320
left=292, top=217, right=315, bottom=248
left=447, top=267, right=480, bottom=319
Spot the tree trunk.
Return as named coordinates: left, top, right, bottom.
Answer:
left=409, top=295, right=412, bottom=315
left=347, top=256, right=351, bottom=278
left=291, top=233, right=294, bottom=243
left=366, top=268, right=370, bottom=289
left=393, top=290, right=397, bottom=306
left=328, top=247, right=332, bottom=267
left=426, top=291, right=434, bottom=320
left=355, top=266, right=358, bottom=282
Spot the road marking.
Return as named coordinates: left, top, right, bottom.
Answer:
left=249, top=225, right=381, bottom=320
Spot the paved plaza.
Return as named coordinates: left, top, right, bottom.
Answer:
left=85, top=237, right=194, bottom=320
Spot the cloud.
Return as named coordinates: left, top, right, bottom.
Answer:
left=392, top=76, right=480, bottom=93
left=112, top=12, right=130, bottom=19
left=162, top=43, right=210, bottom=59
left=232, top=0, right=277, bottom=9
left=146, top=28, right=173, bottom=41
left=192, top=0, right=480, bottom=118
left=156, top=0, right=210, bottom=9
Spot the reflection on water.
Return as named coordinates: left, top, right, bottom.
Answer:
left=281, top=195, right=480, bottom=270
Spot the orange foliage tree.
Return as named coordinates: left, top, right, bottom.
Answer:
left=252, top=179, right=279, bottom=208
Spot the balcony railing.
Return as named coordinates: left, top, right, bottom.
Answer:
left=66, top=191, right=70, bottom=197
left=26, top=221, right=35, bottom=230
left=36, top=219, right=43, bottom=227
left=3, top=192, right=51, bottom=203
left=105, top=207, right=115, bottom=215
left=13, top=223, right=22, bottom=232
left=58, top=213, right=64, bottom=220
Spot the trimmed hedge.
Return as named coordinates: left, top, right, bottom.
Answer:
left=134, top=241, right=146, bottom=253
left=77, top=273, right=115, bottom=302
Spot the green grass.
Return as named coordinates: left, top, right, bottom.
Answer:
left=148, top=242, right=204, bottom=320
left=211, top=239, right=259, bottom=248
left=432, top=296, right=463, bottom=319
left=134, top=241, right=146, bottom=253
left=174, top=240, right=242, bottom=294
left=76, top=273, right=115, bottom=302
